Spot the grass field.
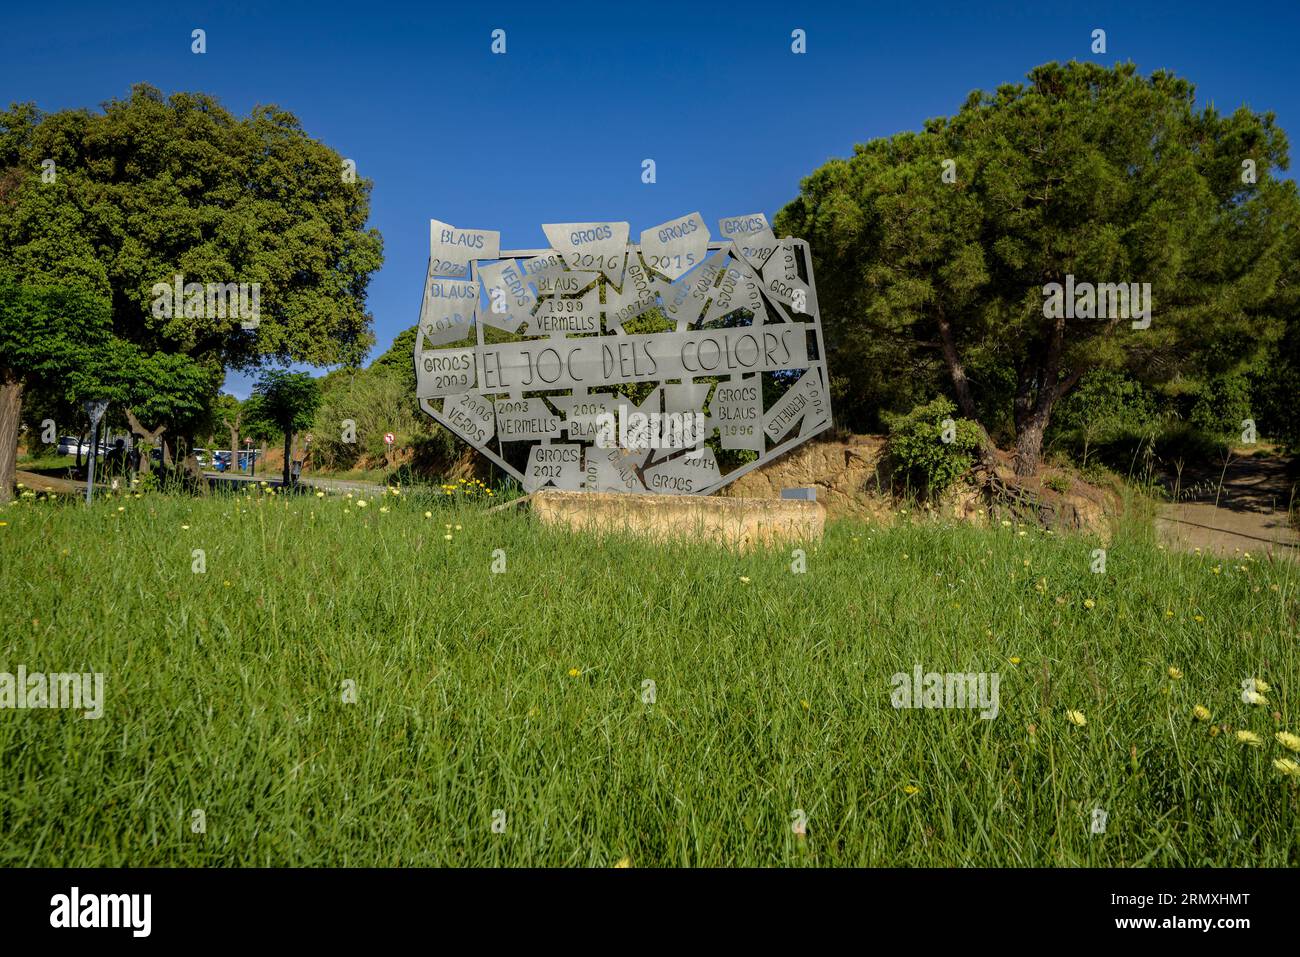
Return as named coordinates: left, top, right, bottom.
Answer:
left=1, top=483, right=1298, bottom=866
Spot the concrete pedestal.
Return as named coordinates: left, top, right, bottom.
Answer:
left=531, top=489, right=825, bottom=549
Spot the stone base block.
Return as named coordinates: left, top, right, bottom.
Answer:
left=530, top=489, right=825, bottom=549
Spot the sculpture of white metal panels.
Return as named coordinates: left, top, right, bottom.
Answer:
left=414, top=213, right=831, bottom=494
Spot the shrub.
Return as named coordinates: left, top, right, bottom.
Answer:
left=885, top=397, right=983, bottom=499
left=1043, top=474, right=1071, bottom=494
left=1050, top=369, right=1158, bottom=468
left=1188, top=373, right=1253, bottom=443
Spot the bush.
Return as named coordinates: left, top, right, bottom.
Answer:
left=1043, top=474, right=1071, bottom=494
left=1050, top=369, right=1159, bottom=468
left=885, top=397, right=983, bottom=499
left=1188, top=373, right=1253, bottom=443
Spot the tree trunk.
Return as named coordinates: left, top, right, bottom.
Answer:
left=1013, top=408, right=1050, bottom=476
left=1012, top=311, right=1071, bottom=478
left=222, top=413, right=241, bottom=474
left=282, top=431, right=293, bottom=486
left=936, top=312, right=977, bottom=420
left=0, top=370, right=23, bottom=504
left=124, top=408, right=167, bottom=476
left=76, top=429, right=85, bottom=469
left=936, top=310, right=997, bottom=470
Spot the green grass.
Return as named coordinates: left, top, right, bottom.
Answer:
left=15, top=453, right=77, bottom=472
left=1, top=487, right=1297, bottom=866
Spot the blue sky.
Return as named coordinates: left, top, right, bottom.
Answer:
left=3, top=0, right=1296, bottom=397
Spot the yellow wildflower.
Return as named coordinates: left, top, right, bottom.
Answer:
left=1275, top=732, right=1300, bottom=753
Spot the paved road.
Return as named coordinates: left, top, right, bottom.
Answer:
left=1155, top=455, right=1298, bottom=559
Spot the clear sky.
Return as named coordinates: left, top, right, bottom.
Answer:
left=3, top=0, right=1296, bottom=396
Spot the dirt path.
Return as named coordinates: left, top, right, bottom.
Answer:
left=201, top=471, right=386, bottom=494
left=1155, top=454, right=1298, bottom=559
left=14, top=469, right=83, bottom=496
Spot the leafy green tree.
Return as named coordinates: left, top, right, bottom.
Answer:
left=311, top=325, right=461, bottom=475
left=246, top=370, right=321, bottom=486
left=778, top=61, right=1298, bottom=477
left=1247, top=210, right=1300, bottom=452
left=0, top=280, right=112, bottom=499
left=208, top=393, right=245, bottom=462
left=0, top=85, right=383, bottom=483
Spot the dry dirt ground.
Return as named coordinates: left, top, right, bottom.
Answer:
left=14, top=469, right=83, bottom=496
left=1155, top=454, right=1299, bottom=559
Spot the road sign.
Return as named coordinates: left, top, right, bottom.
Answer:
left=83, top=399, right=108, bottom=428
left=82, top=399, right=108, bottom=505
left=384, top=432, right=395, bottom=445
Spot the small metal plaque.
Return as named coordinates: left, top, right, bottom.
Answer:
left=430, top=219, right=500, bottom=275
left=605, top=248, right=658, bottom=331
left=640, top=212, right=710, bottom=281
left=420, top=276, right=478, bottom=346
left=761, top=240, right=815, bottom=314
left=533, top=270, right=600, bottom=297
left=763, top=367, right=828, bottom=443
left=642, top=446, right=720, bottom=495
left=477, top=259, right=536, bottom=332
left=523, top=443, right=584, bottom=492
left=781, top=487, right=817, bottom=501
left=495, top=397, right=561, bottom=442
left=550, top=392, right=624, bottom=442
left=542, top=222, right=629, bottom=285
left=522, top=285, right=602, bottom=336
left=442, top=392, right=496, bottom=444
left=718, top=213, right=779, bottom=271
left=416, top=348, right=476, bottom=398
left=702, top=258, right=767, bottom=325
left=585, top=443, right=648, bottom=493
left=711, top=379, right=765, bottom=452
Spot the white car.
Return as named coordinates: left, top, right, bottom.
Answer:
left=57, top=436, right=91, bottom=456
left=56, top=436, right=111, bottom=457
